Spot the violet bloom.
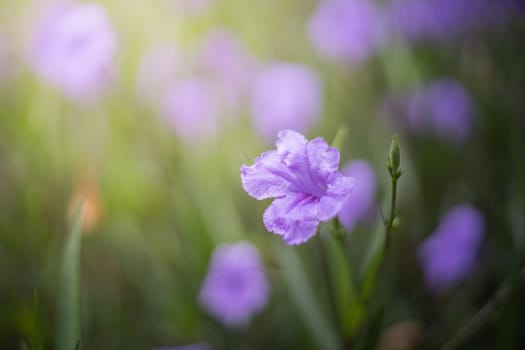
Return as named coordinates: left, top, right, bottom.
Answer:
left=241, top=130, right=353, bottom=245
left=337, top=160, right=377, bottom=231
left=200, top=28, right=256, bottom=114
left=29, top=2, right=117, bottom=102
left=162, top=78, right=220, bottom=146
left=250, top=64, right=322, bottom=141
left=390, top=0, right=513, bottom=41
left=407, top=78, right=475, bottom=145
left=199, top=242, right=269, bottom=327
left=418, top=204, right=485, bottom=293
left=307, top=0, right=386, bottom=63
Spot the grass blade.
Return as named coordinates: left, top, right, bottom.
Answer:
left=56, top=203, right=84, bottom=350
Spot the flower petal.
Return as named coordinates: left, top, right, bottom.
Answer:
left=263, top=193, right=320, bottom=245
left=306, top=137, right=340, bottom=185
left=318, top=173, right=354, bottom=220
left=240, top=150, right=295, bottom=200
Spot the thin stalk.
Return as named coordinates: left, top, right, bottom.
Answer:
left=385, top=177, right=398, bottom=250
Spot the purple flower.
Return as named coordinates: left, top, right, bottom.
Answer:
left=199, top=242, right=269, bottom=327
left=390, top=0, right=513, bottom=41
left=29, top=2, right=117, bottom=102
left=250, top=64, right=322, bottom=141
left=199, top=28, right=257, bottom=114
left=337, top=160, right=377, bottom=231
left=241, top=130, right=353, bottom=245
left=162, top=77, right=220, bottom=146
left=407, top=78, right=475, bottom=145
left=307, top=0, right=386, bottom=63
left=418, top=204, right=485, bottom=293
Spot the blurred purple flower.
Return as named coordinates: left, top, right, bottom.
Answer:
left=200, top=28, right=257, bottom=114
left=241, top=130, right=353, bottom=245
left=199, top=242, right=269, bottom=327
left=250, top=63, right=322, bottom=141
left=151, top=343, right=211, bottom=350
left=135, top=45, right=181, bottom=107
left=29, top=2, right=117, bottom=102
left=162, top=78, right=220, bottom=146
left=418, top=204, right=485, bottom=293
left=390, top=0, right=513, bottom=41
left=307, top=0, right=386, bottom=63
left=337, top=160, right=377, bottom=231
left=407, top=78, right=475, bottom=145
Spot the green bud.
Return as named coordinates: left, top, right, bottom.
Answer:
left=388, top=135, right=401, bottom=177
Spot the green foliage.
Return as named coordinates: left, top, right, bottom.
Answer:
left=56, top=204, right=83, bottom=350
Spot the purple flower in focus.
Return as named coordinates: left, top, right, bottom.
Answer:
left=307, top=0, right=386, bottom=63
left=199, top=242, right=269, bottom=327
left=241, top=130, right=353, bottom=245
left=407, top=78, right=475, bottom=145
left=162, top=78, right=220, bottom=145
left=418, top=204, right=485, bottom=293
left=29, top=2, right=117, bottom=102
left=337, top=160, right=377, bottom=231
left=250, top=64, right=322, bottom=141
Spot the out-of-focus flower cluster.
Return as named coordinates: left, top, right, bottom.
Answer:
left=418, top=205, right=485, bottom=293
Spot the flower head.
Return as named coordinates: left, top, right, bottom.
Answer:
left=250, top=63, right=322, bottom=141
left=418, top=204, right=485, bottom=293
left=241, top=130, right=353, bottom=245
left=29, top=2, right=117, bottom=102
left=199, top=28, right=257, bottom=114
left=162, top=77, right=220, bottom=146
left=337, top=160, right=377, bottom=231
left=407, top=78, right=475, bottom=145
left=307, top=0, right=386, bottom=63
left=390, top=0, right=513, bottom=41
left=199, top=242, right=269, bottom=327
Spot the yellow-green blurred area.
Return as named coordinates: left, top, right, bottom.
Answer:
left=0, top=0, right=525, bottom=349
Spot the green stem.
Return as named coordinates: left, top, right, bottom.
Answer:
left=385, top=177, right=398, bottom=250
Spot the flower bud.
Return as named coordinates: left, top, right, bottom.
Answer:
left=388, top=134, right=401, bottom=178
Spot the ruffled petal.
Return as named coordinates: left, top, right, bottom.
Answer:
left=240, top=150, right=295, bottom=200
left=318, top=173, right=354, bottom=221
left=263, top=193, right=320, bottom=245
left=306, top=137, right=340, bottom=185
left=275, top=129, right=308, bottom=159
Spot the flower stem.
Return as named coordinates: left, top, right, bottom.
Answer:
left=385, top=177, right=398, bottom=250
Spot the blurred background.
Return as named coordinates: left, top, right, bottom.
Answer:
left=0, top=0, right=524, bottom=349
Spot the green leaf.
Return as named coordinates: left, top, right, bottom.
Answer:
left=277, top=244, right=340, bottom=350
left=322, top=232, right=363, bottom=338
left=331, top=127, right=348, bottom=150
left=360, top=222, right=386, bottom=302
left=56, top=203, right=84, bottom=350
left=33, top=289, right=44, bottom=350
